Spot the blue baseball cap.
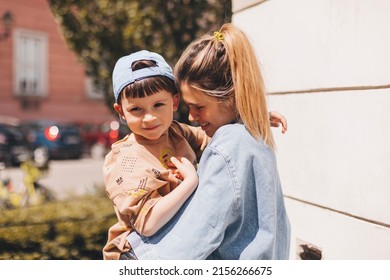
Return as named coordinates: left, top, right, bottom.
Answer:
left=112, top=50, right=175, bottom=102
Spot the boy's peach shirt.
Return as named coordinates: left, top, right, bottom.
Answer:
left=102, top=121, right=208, bottom=259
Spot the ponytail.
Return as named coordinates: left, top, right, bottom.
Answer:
left=221, top=24, right=275, bottom=149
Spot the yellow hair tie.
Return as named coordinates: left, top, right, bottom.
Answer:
left=214, top=31, right=224, bottom=42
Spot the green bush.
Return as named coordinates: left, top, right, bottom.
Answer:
left=0, top=195, right=116, bottom=260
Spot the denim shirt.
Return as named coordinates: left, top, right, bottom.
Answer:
left=128, top=123, right=291, bottom=259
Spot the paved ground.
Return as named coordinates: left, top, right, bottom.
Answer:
left=2, top=157, right=105, bottom=200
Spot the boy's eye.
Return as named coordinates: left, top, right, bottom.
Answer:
left=155, top=103, right=165, bottom=108
left=130, top=107, right=141, bottom=112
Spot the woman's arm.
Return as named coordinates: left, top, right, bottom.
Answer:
left=141, top=157, right=198, bottom=236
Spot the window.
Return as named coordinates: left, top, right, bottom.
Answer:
left=85, top=77, right=104, bottom=100
left=13, top=29, right=48, bottom=97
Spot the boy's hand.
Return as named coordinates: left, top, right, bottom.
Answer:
left=166, top=161, right=184, bottom=181
left=269, top=111, right=288, bottom=134
left=171, top=169, right=184, bottom=181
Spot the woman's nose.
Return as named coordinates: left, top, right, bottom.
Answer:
left=188, top=108, right=197, bottom=123
left=188, top=114, right=195, bottom=123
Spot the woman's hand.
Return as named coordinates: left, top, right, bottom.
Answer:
left=269, top=111, right=288, bottom=134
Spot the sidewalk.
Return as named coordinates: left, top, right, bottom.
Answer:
left=2, top=157, right=105, bottom=200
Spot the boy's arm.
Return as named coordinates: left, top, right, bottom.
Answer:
left=141, top=157, right=198, bottom=236
left=104, top=145, right=186, bottom=237
left=174, top=112, right=286, bottom=161
left=269, top=111, right=288, bottom=133
left=174, top=121, right=210, bottom=161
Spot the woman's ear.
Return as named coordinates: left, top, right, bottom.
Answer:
left=172, top=94, right=180, bottom=111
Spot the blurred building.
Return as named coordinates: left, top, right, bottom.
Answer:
left=0, top=0, right=114, bottom=124
left=233, top=0, right=390, bottom=259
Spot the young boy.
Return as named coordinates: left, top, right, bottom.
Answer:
left=102, top=50, right=208, bottom=259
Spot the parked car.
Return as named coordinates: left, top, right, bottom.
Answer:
left=0, top=121, right=32, bottom=166
left=77, top=120, right=129, bottom=158
left=21, top=120, right=84, bottom=161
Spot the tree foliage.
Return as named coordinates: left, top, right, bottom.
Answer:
left=48, top=0, right=232, bottom=120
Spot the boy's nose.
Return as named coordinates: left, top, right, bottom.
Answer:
left=143, top=113, right=157, bottom=122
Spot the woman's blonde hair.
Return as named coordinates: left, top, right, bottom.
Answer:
left=174, top=23, right=275, bottom=149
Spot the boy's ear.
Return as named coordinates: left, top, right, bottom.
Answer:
left=113, top=103, right=124, bottom=117
left=172, top=94, right=180, bottom=111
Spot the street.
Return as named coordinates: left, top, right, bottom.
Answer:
left=2, top=157, right=105, bottom=200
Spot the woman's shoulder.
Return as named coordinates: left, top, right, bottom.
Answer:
left=209, top=123, right=272, bottom=156
left=211, top=123, right=255, bottom=145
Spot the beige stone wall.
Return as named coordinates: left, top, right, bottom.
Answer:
left=232, top=0, right=390, bottom=259
left=232, top=0, right=266, bottom=13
